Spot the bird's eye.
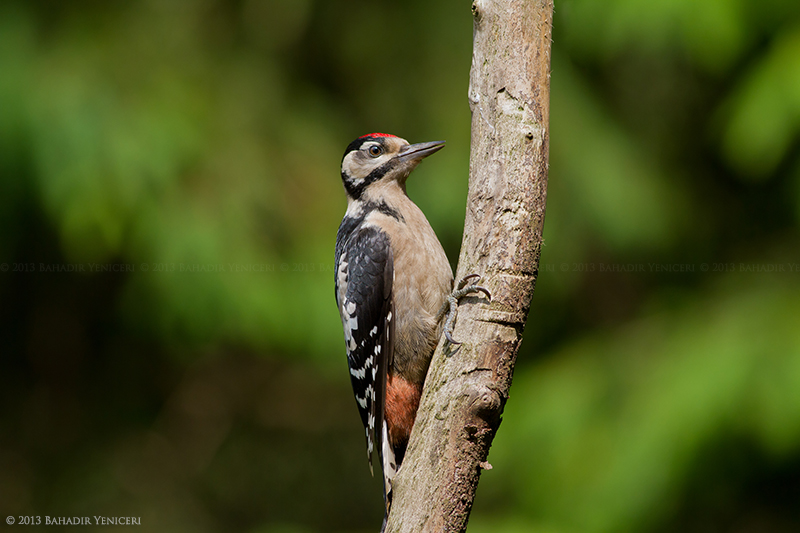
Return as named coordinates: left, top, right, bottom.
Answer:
left=368, top=145, right=383, bottom=157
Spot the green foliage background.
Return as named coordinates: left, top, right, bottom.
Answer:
left=1, top=1, right=799, bottom=532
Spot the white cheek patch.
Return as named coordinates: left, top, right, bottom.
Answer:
left=342, top=151, right=390, bottom=183
left=342, top=154, right=363, bottom=183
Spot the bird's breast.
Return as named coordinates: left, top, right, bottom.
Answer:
left=364, top=199, right=453, bottom=383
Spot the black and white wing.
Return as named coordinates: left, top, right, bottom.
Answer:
left=335, top=225, right=394, bottom=481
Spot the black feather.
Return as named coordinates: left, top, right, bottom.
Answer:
left=335, top=222, right=394, bottom=500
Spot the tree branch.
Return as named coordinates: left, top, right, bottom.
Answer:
left=386, top=0, right=553, bottom=531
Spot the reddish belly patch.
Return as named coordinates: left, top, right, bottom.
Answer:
left=385, top=374, right=422, bottom=446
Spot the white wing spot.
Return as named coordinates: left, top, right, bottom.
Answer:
left=349, top=356, right=373, bottom=380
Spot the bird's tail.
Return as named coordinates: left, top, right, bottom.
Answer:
left=379, top=420, right=397, bottom=532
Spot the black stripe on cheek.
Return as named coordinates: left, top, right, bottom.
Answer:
left=342, top=159, right=397, bottom=200
left=342, top=170, right=365, bottom=200
left=363, top=159, right=396, bottom=187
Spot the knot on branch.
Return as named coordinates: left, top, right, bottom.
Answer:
left=468, top=384, right=502, bottom=426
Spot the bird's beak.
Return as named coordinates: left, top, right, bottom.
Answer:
left=397, top=140, right=446, bottom=162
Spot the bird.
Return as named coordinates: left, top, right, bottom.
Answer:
left=334, top=133, right=489, bottom=531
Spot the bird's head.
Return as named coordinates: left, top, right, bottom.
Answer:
left=340, top=133, right=445, bottom=201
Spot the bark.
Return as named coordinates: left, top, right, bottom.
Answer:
left=385, top=1, right=553, bottom=531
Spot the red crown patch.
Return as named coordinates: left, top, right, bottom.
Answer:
left=359, top=133, right=398, bottom=139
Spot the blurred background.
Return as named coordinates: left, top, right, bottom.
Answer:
left=1, top=0, right=799, bottom=531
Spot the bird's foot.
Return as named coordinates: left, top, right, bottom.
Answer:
left=440, top=274, right=491, bottom=347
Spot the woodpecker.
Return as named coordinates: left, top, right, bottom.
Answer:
left=334, top=133, right=489, bottom=530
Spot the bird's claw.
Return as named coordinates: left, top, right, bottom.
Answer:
left=472, top=286, right=492, bottom=301
left=444, top=329, right=460, bottom=345
left=457, top=273, right=481, bottom=290
left=442, top=274, right=491, bottom=347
